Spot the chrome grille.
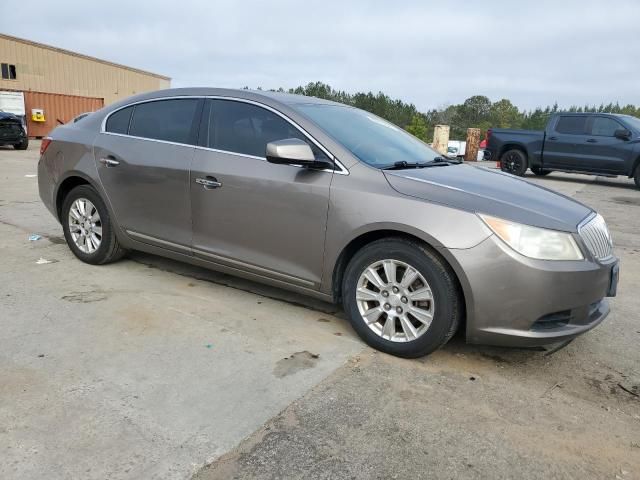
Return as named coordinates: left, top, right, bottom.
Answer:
left=578, top=214, right=613, bottom=261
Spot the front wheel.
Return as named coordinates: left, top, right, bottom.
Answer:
left=342, top=238, right=462, bottom=358
left=61, top=185, right=127, bottom=265
left=14, top=138, right=28, bottom=150
left=500, top=149, right=528, bottom=176
left=634, top=166, right=640, bottom=189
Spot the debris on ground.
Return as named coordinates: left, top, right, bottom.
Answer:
left=36, top=257, right=57, bottom=264
left=29, top=234, right=42, bottom=241
left=541, top=382, right=563, bottom=398
left=618, top=383, right=639, bottom=398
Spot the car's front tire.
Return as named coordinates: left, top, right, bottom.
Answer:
left=500, top=149, right=528, bottom=176
left=342, top=238, right=462, bottom=358
left=61, top=185, right=127, bottom=265
left=634, top=165, right=640, bottom=189
left=14, top=138, right=28, bottom=150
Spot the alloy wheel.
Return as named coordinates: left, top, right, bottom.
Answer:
left=355, top=259, right=435, bottom=342
left=68, top=198, right=102, bottom=254
left=503, top=151, right=522, bottom=174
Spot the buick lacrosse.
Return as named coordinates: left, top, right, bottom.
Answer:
left=38, top=88, right=619, bottom=357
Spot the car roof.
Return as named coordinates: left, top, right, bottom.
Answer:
left=109, top=87, right=345, bottom=109
left=555, top=111, right=627, bottom=118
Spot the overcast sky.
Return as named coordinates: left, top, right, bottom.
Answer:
left=2, top=0, right=639, bottom=112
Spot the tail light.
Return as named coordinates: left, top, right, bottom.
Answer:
left=486, top=129, right=492, bottom=143
left=40, top=137, right=52, bottom=156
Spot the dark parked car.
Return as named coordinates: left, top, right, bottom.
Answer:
left=486, top=113, right=640, bottom=188
left=38, top=88, right=618, bottom=357
left=0, top=111, right=28, bottom=150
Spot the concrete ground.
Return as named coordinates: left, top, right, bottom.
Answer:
left=1, top=143, right=639, bottom=480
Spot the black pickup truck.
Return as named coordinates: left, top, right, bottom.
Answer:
left=486, top=113, right=640, bottom=189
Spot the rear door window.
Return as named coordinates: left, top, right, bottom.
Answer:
left=205, top=99, right=327, bottom=160
left=105, top=106, right=133, bottom=134
left=590, top=117, right=623, bottom=136
left=129, top=99, right=199, bottom=144
left=555, top=116, right=587, bottom=135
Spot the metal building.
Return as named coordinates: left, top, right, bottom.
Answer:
left=0, top=33, right=170, bottom=137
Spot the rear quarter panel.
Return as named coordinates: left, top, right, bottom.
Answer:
left=488, top=129, right=544, bottom=165
left=38, top=123, right=105, bottom=222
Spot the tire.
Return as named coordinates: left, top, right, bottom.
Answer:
left=14, top=139, right=28, bottom=150
left=61, top=185, right=127, bottom=265
left=500, top=149, right=528, bottom=176
left=342, top=237, right=462, bottom=358
left=634, top=166, right=640, bottom=189
left=531, top=165, right=551, bottom=176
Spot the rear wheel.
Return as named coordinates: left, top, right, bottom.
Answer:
left=342, top=238, right=462, bottom=358
left=14, top=139, right=28, bottom=150
left=500, top=149, right=528, bottom=176
left=61, top=185, right=127, bottom=265
left=531, top=165, right=551, bottom=176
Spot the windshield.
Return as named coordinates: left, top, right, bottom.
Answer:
left=295, top=104, right=441, bottom=168
left=621, top=115, right=640, bottom=131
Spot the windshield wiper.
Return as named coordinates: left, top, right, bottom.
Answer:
left=382, top=161, right=431, bottom=170
left=382, top=157, right=461, bottom=170
left=430, top=156, right=462, bottom=164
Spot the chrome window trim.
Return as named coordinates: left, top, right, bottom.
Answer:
left=100, top=95, right=349, bottom=175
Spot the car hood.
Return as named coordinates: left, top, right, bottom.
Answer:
left=383, top=164, right=592, bottom=232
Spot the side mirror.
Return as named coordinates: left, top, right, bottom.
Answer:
left=614, top=128, right=631, bottom=140
left=266, top=138, right=332, bottom=169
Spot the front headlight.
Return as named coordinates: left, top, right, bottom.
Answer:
left=479, top=214, right=584, bottom=261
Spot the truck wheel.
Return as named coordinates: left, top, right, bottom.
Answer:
left=342, top=238, right=462, bottom=358
left=531, top=166, right=551, bottom=176
left=501, top=149, right=528, bottom=176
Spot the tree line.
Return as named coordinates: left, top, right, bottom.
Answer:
left=261, top=82, right=640, bottom=142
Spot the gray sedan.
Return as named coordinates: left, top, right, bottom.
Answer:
left=38, top=88, right=619, bottom=357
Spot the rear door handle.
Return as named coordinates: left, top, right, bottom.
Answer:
left=99, top=156, right=120, bottom=167
left=586, top=138, right=598, bottom=143
left=195, top=176, right=222, bottom=189
left=548, top=136, right=558, bottom=141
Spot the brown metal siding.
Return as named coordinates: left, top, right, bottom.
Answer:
left=24, top=91, right=104, bottom=138
left=0, top=34, right=170, bottom=105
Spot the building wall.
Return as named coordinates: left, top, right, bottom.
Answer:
left=0, top=34, right=170, bottom=105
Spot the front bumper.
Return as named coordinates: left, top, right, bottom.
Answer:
left=0, top=131, right=26, bottom=145
left=446, top=235, right=618, bottom=348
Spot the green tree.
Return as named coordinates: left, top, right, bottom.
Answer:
left=259, top=81, right=640, bottom=138
left=405, top=114, right=429, bottom=141
left=490, top=99, right=521, bottom=129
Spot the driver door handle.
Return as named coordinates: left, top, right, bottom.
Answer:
left=195, top=176, right=222, bottom=189
left=586, top=138, right=598, bottom=143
